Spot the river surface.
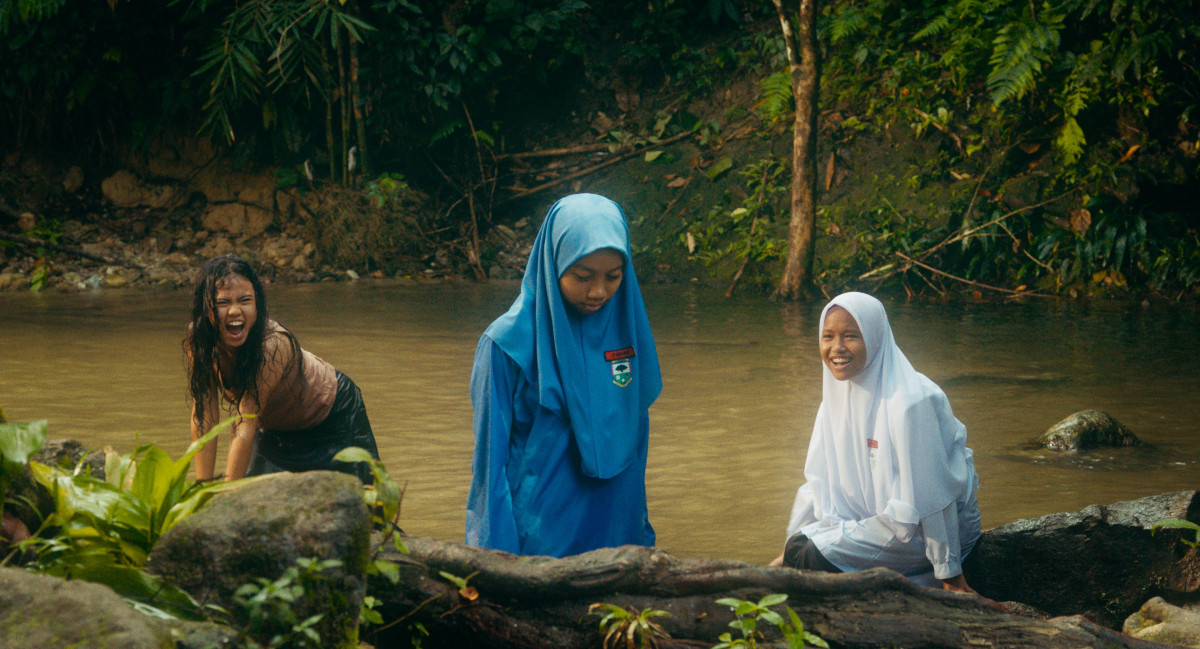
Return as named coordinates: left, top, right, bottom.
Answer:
left=2, top=282, right=1198, bottom=563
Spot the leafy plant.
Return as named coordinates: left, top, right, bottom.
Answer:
left=686, top=157, right=791, bottom=291
left=588, top=603, right=672, bottom=649
left=713, top=594, right=827, bottom=649
left=366, top=172, right=411, bottom=208
left=18, top=418, right=240, bottom=617
left=332, top=445, right=409, bottom=633
left=0, top=418, right=46, bottom=511
left=231, top=556, right=340, bottom=649
left=1151, top=518, right=1200, bottom=549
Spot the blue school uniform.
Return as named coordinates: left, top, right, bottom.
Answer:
left=466, top=194, right=661, bottom=557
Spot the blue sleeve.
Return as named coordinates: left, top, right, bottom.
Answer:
left=465, top=336, right=522, bottom=552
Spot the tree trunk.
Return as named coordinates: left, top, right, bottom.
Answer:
left=349, top=19, right=369, bottom=180
left=773, top=0, right=820, bottom=301
left=365, top=538, right=1173, bottom=649
left=337, top=32, right=351, bottom=186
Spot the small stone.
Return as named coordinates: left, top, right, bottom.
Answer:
left=62, top=166, right=84, bottom=193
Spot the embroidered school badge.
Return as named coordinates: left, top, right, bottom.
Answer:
left=604, top=346, right=636, bottom=387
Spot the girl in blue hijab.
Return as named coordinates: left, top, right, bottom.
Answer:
left=466, top=193, right=662, bottom=557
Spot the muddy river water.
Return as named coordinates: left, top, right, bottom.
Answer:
left=2, top=282, right=1197, bottom=563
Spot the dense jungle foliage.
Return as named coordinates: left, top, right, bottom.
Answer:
left=1, top=0, right=1197, bottom=299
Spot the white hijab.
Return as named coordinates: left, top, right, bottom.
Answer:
left=803, top=292, right=971, bottom=527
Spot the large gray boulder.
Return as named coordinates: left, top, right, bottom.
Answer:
left=965, top=490, right=1200, bottom=628
left=1037, top=409, right=1141, bottom=451
left=147, top=471, right=372, bottom=649
left=0, top=568, right=172, bottom=649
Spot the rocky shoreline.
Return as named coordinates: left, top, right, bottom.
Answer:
left=1, top=147, right=539, bottom=294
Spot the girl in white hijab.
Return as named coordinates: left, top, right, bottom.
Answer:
left=770, top=292, right=985, bottom=594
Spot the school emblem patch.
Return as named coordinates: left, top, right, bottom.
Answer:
left=605, top=346, right=636, bottom=387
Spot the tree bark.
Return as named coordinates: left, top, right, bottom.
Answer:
left=350, top=29, right=369, bottom=180
left=365, top=538, right=1174, bottom=649
left=773, top=0, right=820, bottom=301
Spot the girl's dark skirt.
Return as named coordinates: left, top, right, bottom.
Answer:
left=248, top=371, right=380, bottom=484
left=783, top=533, right=843, bottom=573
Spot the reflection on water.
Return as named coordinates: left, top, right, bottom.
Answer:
left=2, top=282, right=1198, bottom=564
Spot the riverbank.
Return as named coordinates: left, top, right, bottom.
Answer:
left=0, top=156, right=479, bottom=293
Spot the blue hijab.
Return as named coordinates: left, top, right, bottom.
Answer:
left=485, top=193, right=662, bottom=479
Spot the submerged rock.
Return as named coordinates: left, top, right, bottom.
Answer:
left=1037, top=409, right=1141, bottom=452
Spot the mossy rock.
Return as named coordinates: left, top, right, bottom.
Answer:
left=1036, top=409, right=1140, bottom=452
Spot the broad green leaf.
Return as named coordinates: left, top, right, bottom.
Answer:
left=163, top=480, right=242, bottom=532
left=759, top=593, right=788, bottom=607
left=438, top=570, right=467, bottom=589
left=373, top=559, right=400, bottom=583
left=391, top=532, right=408, bottom=553
left=333, top=446, right=374, bottom=463
left=72, top=564, right=205, bottom=620
left=759, top=610, right=784, bottom=626
left=131, top=446, right=175, bottom=509
left=705, top=157, right=733, bottom=180
left=0, top=419, right=47, bottom=466
left=644, top=150, right=663, bottom=162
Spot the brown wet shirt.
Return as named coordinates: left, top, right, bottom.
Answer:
left=221, top=321, right=336, bottom=430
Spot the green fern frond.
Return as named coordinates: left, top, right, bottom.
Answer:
left=0, top=0, right=67, bottom=33
left=430, top=120, right=465, bottom=145
left=827, top=7, right=870, bottom=44
left=1054, top=116, right=1086, bottom=164
left=913, top=15, right=951, bottom=40
left=987, top=15, right=1063, bottom=105
left=756, top=69, right=794, bottom=124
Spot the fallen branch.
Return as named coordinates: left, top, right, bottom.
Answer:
left=913, top=108, right=963, bottom=152
left=502, top=131, right=694, bottom=202
left=918, top=188, right=1077, bottom=262
left=0, top=231, right=139, bottom=268
left=855, top=188, right=1077, bottom=286
left=494, top=144, right=612, bottom=161
left=895, top=252, right=1053, bottom=297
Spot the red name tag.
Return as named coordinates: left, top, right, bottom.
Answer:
left=604, top=347, right=636, bottom=361
left=867, top=439, right=878, bottom=449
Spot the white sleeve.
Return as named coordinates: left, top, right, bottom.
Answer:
left=785, top=483, right=818, bottom=539
left=920, top=501, right=963, bottom=580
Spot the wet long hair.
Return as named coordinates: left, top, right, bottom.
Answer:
left=185, top=254, right=302, bottom=432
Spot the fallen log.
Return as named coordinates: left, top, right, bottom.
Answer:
left=365, top=538, right=1179, bottom=649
